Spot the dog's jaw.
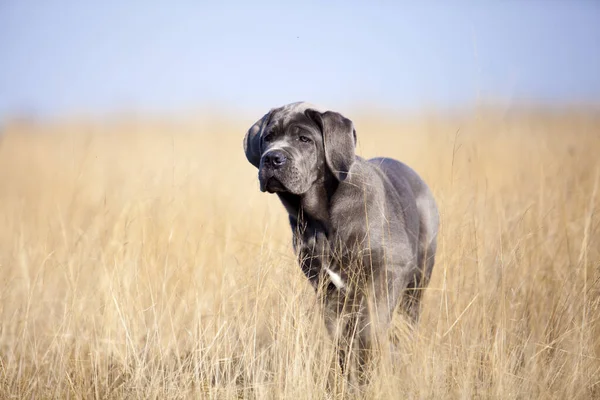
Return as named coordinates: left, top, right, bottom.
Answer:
left=262, top=177, right=287, bottom=193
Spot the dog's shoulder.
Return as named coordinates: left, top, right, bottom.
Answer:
left=333, top=156, right=385, bottom=204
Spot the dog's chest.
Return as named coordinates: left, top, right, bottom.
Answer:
left=294, top=225, right=368, bottom=292
left=293, top=228, right=330, bottom=282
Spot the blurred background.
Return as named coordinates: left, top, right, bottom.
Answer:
left=1, top=1, right=599, bottom=120
left=2, top=2, right=600, bottom=398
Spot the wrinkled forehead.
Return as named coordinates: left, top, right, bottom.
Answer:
left=269, top=101, right=325, bottom=127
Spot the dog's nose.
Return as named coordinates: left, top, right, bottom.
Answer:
left=263, top=151, right=287, bottom=169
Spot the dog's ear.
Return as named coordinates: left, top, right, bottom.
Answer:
left=305, top=109, right=357, bottom=181
left=244, top=109, right=274, bottom=168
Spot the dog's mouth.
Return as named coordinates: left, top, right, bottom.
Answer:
left=259, top=164, right=303, bottom=194
left=261, top=176, right=287, bottom=193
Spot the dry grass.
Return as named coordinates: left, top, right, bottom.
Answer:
left=1, top=107, right=599, bottom=399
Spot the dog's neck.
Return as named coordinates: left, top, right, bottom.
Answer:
left=277, top=175, right=339, bottom=236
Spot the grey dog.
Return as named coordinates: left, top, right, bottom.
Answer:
left=243, top=102, right=439, bottom=378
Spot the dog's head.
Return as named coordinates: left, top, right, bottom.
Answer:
left=243, top=102, right=357, bottom=194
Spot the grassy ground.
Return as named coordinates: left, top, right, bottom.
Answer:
left=1, top=107, right=599, bottom=399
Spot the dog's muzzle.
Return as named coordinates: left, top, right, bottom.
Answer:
left=262, top=150, right=288, bottom=169
left=259, top=150, right=291, bottom=193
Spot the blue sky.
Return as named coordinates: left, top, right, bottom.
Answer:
left=1, top=1, right=599, bottom=119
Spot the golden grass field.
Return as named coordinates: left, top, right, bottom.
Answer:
left=1, top=106, right=599, bottom=399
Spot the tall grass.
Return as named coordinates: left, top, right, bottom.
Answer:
left=1, top=107, right=599, bottom=398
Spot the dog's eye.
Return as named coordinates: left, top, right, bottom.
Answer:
left=299, top=135, right=311, bottom=143
left=263, top=134, right=274, bottom=143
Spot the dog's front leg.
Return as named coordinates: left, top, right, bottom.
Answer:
left=320, top=289, right=368, bottom=385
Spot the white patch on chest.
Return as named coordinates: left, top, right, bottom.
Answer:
left=324, top=267, right=345, bottom=289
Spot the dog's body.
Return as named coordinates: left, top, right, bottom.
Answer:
left=243, top=102, right=439, bottom=378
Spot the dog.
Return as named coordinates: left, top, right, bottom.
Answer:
left=243, top=101, right=439, bottom=381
